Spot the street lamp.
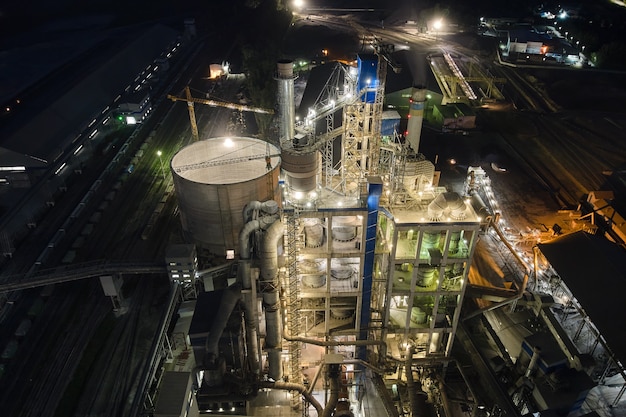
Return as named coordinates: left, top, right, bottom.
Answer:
left=157, top=150, right=166, bottom=180
left=433, top=19, right=443, bottom=41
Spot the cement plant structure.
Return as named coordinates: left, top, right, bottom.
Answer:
left=167, top=54, right=481, bottom=417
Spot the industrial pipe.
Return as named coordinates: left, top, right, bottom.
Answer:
left=340, top=359, right=387, bottom=375
left=203, top=284, right=242, bottom=387
left=490, top=218, right=530, bottom=273
left=206, top=284, right=241, bottom=357
left=283, top=332, right=387, bottom=348
left=260, top=219, right=285, bottom=380
left=405, top=347, right=428, bottom=417
left=238, top=209, right=279, bottom=375
left=260, top=219, right=284, bottom=285
left=238, top=260, right=260, bottom=375
left=239, top=214, right=279, bottom=260
left=461, top=272, right=528, bottom=321
left=259, top=381, right=323, bottom=415
left=438, top=377, right=455, bottom=417
left=242, top=200, right=280, bottom=223
left=321, top=365, right=340, bottom=417
left=525, top=346, right=541, bottom=378
left=462, top=217, right=531, bottom=321
left=307, top=361, right=324, bottom=395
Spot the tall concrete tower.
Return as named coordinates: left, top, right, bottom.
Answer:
left=406, top=85, right=426, bottom=153
left=275, top=60, right=296, bottom=144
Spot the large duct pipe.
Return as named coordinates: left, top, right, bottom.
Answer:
left=238, top=210, right=278, bottom=376
left=243, top=200, right=280, bottom=223
left=260, top=219, right=284, bottom=286
left=259, top=381, right=323, bottom=415
left=239, top=214, right=279, bottom=260
left=238, top=260, right=260, bottom=375
left=206, top=284, right=241, bottom=357
left=321, top=365, right=341, bottom=417
left=261, top=219, right=285, bottom=380
left=525, top=346, right=541, bottom=378
left=406, top=85, right=426, bottom=153
left=203, top=285, right=241, bottom=387
left=275, top=60, right=296, bottom=144
left=405, top=348, right=428, bottom=417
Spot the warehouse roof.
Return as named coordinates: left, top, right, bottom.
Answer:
left=0, top=23, right=179, bottom=165
left=537, top=231, right=626, bottom=364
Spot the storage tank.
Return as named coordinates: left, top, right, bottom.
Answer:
left=171, top=137, right=281, bottom=255
left=281, top=148, right=319, bottom=193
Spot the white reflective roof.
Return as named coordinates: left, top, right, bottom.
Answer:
left=171, top=137, right=280, bottom=184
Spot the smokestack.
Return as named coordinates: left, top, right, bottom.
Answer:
left=406, top=85, right=426, bottom=153
left=275, top=60, right=296, bottom=144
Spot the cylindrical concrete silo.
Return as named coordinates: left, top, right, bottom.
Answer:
left=171, top=137, right=281, bottom=255
left=406, top=85, right=426, bottom=153
left=275, top=60, right=296, bottom=144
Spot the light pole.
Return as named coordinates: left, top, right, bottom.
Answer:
left=157, top=150, right=166, bottom=180
left=433, top=19, right=443, bottom=41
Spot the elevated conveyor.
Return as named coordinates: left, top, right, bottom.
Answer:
left=0, top=260, right=167, bottom=293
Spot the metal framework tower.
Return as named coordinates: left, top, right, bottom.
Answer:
left=296, top=63, right=356, bottom=192
left=341, top=43, right=397, bottom=195
left=285, top=208, right=303, bottom=409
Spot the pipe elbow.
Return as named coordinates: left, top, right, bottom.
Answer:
left=260, top=200, right=279, bottom=215
left=242, top=201, right=263, bottom=223
left=239, top=219, right=261, bottom=259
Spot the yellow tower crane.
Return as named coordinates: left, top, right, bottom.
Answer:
left=167, top=86, right=274, bottom=142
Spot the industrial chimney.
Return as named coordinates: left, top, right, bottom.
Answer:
left=275, top=60, right=296, bottom=144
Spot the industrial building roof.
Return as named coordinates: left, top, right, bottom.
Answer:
left=388, top=190, right=482, bottom=225
left=537, top=231, right=626, bottom=365
left=0, top=147, right=47, bottom=169
left=0, top=23, right=179, bottom=165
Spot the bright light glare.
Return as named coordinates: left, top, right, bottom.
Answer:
left=293, top=0, right=304, bottom=9
left=224, top=138, right=234, bottom=147
left=433, top=19, right=443, bottom=30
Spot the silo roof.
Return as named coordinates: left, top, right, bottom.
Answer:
left=171, top=137, right=280, bottom=185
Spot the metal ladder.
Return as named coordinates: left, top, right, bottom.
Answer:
left=285, top=206, right=304, bottom=411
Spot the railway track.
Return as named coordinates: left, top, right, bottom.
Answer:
left=483, top=63, right=626, bottom=209
left=72, top=278, right=164, bottom=417
left=0, top=281, right=110, bottom=417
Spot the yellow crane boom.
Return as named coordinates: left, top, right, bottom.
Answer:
left=168, top=86, right=274, bottom=142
